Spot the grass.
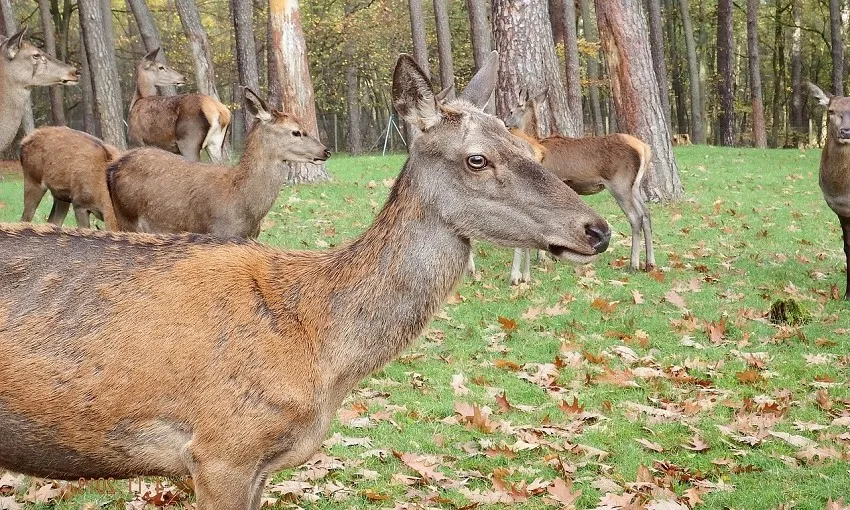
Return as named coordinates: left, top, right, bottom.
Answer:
left=0, top=146, right=848, bottom=509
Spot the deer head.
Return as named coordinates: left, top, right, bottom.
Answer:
left=809, top=82, right=850, bottom=145
left=0, top=27, right=79, bottom=87
left=135, top=48, right=186, bottom=89
left=393, top=53, right=610, bottom=261
left=244, top=88, right=331, bottom=164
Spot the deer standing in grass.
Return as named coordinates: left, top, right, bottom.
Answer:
left=109, top=89, right=329, bottom=238
left=128, top=48, right=230, bottom=163
left=502, top=89, right=654, bottom=284
left=19, top=126, right=121, bottom=229
left=808, top=83, right=850, bottom=300
left=0, top=28, right=79, bottom=152
left=0, top=53, right=610, bottom=510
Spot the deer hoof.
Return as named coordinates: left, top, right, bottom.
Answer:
left=644, top=263, right=656, bottom=272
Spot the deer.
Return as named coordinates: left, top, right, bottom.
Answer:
left=0, top=28, right=79, bottom=152
left=808, top=83, right=850, bottom=301
left=109, top=89, right=330, bottom=238
left=19, top=126, right=121, bottom=230
left=0, top=52, right=610, bottom=510
left=499, top=88, right=654, bottom=284
left=127, top=48, right=231, bottom=163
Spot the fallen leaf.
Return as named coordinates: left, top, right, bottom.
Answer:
left=636, top=438, right=665, bottom=452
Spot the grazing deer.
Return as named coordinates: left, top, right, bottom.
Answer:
left=109, top=89, right=330, bottom=238
left=0, top=28, right=79, bottom=152
left=19, top=126, right=121, bottom=230
left=808, top=83, right=850, bottom=300
left=0, top=53, right=610, bottom=510
left=128, top=48, right=231, bottom=163
left=501, top=89, right=654, bottom=284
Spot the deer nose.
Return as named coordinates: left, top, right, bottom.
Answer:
left=585, top=222, right=611, bottom=254
left=323, top=149, right=332, bottom=159
left=840, top=128, right=850, bottom=139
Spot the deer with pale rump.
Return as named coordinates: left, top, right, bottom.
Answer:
left=128, top=48, right=230, bottom=163
left=109, top=89, right=329, bottom=238
left=501, top=89, right=654, bottom=284
left=0, top=53, right=610, bottom=510
left=19, top=126, right=121, bottom=229
left=808, top=83, right=850, bottom=300
left=0, top=28, right=79, bottom=152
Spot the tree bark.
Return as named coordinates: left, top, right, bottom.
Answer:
left=769, top=0, right=786, bottom=147
left=579, top=0, right=603, bottom=135
left=666, top=0, right=687, bottom=134
left=595, top=0, right=683, bottom=201
left=268, top=0, right=330, bottom=183
left=0, top=0, right=35, bottom=134
left=746, top=0, right=766, bottom=148
left=829, top=0, right=844, bottom=95
left=493, top=0, right=578, bottom=137
left=176, top=0, right=219, bottom=100
left=790, top=0, right=803, bottom=143
left=78, top=0, right=125, bottom=148
left=433, top=0, right=454, bottom=97
left=231, top=0, right=260, bottom=142
left=467, top=0, right=493, bottom=112
left=678, top=0, right=703, bottom=143
left=408, top=0, right=430, bottom=80
left=646, top=0, right=670, bottom=130
left=344, top=1, right=362, bottom=154
left=715, top=0, right=734, bottom=146
left=126, top=0, right=177, bottom=96
left=38, top=0, right=66, bottom=126
left=561, top=0, right=583, bottom=133
left=78, top=29, right=97, bottom=135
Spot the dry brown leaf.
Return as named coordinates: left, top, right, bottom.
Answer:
left=392, top=451, right=447, bottom=484
left=559, top=396, right=585, bottom=414
left=636, top=438, right=665, bottom=452
left=451, top=373, right=470, bottom=395
left=769, top=430, right=818, bottom=449
left=632, top=290, right=645, bottom=304
left=547, top=478, right=582, bottom=507
left=664, top=291, right=687, bottom=310
left=682, top=435, right=710, bottom=452
left=735, top=369, right=764, bottom=384
left=497, top=316, right=518, bottom=333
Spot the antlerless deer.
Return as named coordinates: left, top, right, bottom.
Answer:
left=0, top=53, right=610, bottom=510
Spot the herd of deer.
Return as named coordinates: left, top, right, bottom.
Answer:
left=0, top=25, right=848, bottom=510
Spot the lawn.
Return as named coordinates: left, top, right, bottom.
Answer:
left=0, top=146, right=848, bottom=509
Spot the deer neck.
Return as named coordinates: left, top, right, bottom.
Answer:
left=0, top=69, right=31, bottom=151
left=231, top=128, right=291, bottom=226
left=821, top=133, right=850, bottom=193
left=132, top=73, right=159, bottom=107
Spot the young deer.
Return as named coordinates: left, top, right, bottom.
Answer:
left=109, top=89, right=329, bottom=238
left=503, top=89, right=654, bottom=283
left=128, top=48, right=231, bottom=163
left=0, top=53, right=610, bottom=510
left=0, top=28, right=79, bottom=152
left=20, top=126, right=121, bottom=229
left=808, top=83, right=850, bottom=300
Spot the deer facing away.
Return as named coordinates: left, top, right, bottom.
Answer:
left=808, top=83, right=850, bottom=300
left=20, top=126, right=121, bottom=229
left=128, top=48, right=231, bottom=163
left=503, top=89, right=654, bottom=284
left=0, top=28, right=79, bottom=152
left=109, top=89, right=329, bottom=238
left=0, top=52, right=610, bottom=510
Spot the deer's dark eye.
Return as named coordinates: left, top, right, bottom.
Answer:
left=292, top=131, right=302, bottom=137
left=466, top=155, right=488, bottom=170
left=158, top=65, right=165, bottom=70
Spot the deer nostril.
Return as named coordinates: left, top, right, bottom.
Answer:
left=585, top=223, right=611, bottom=254
left=324, top=149, right=332, bottom=158
left=840, top=128, right=850, bottom=139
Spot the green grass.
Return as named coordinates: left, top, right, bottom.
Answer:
left=0, top=147, right=848, bottom=509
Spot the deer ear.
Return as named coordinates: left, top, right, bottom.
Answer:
left=2, top=27, right=27, bottom=60
left=807, top=82, right=832, bottom=107
left=392, top=54, right=441, bottom=131
left=244, top=88, right=273, bottom=123
left=459, top=50, right=498, bottom=108
left=435, top=85, right=454, bottom=102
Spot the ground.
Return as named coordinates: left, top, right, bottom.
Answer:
left=0, top=146, right=848, bottom=509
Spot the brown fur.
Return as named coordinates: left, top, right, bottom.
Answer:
left=0, top=54, right=609, bottom=510
left=20, top=127, right=121, bottom=229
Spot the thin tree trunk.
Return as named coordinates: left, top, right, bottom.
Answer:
left=38, top=0, right=66, bottom=126
left=344, top=1, right=362, bottom=154
left=231, top=0, right=260, bottom=142
left=667, top=0, right=687, bottom=133
left=467, top=0, right=493, bottom=112
left=746, top=0, right=766, bottom=147
left=268, top=0, right=330, bottom=182
left=646, top=0, right=670, bottom=130
left=829, top=0, right=844, bottom=95
left=790, top=0, right=804, bottom=144
left=126, top=0, right=177, bottom=96
left=433, top=0, right=454, bottom=97
left=678, top=0, right=703, bottom=143
left=493, top=0, right=578, bottom=137
left=176, top=0, right=219, bottom=100
left=0, top=0, right=35, bottom=134
left=716, top=0, right=734, bottom=146
left=770, top=0, right=786, bottom=147
left=78, top=0, right=125, bottom=148
left=579, top=0, right=603, bottom=135
left=596, top=0, right=682, bottom=201
left=408, top=0, right=430, bottom=80
left=78, top=29, right=97, bottom=135
left=561, top=0, right=583, bottom=133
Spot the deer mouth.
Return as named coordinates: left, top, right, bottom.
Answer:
left=547, top=244, right=599, bottom=264
left=60, top=76, right=79, bottom=85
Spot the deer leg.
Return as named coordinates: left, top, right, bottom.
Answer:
left=840, top=216, right=850, bottom=301
left=609, top=182, right=642, bottom=271
left=190, top=460, right=258, bottom=510
left=509, top=248, right=525, bottom=285
left=21, top=180, right=47, bottom=223
left=47, top=199, right=71, bottom=227
left=177, top=136, right=203, bottom=162
left=73, top=206, right=92, bottom=229
left=522, top=248, right=531, bottom=283
left=633, top=194, right=656, bottom=270
left=466, top=251, right=476, bottom=275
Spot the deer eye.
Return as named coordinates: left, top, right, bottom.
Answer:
left=292, top=131, right=302, bottom=137
left=466, top=155, right=488, bottom=170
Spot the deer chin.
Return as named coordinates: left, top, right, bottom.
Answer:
left=547, top=244, right=599, bottom=264
left=60, top=77, right=79, bottom=85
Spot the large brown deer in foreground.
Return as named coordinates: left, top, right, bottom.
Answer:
left=0, top=28, right=79, bottom=152
left=0, top=53, right=610, bottom=510
left=808, top=83, right=850, bottom=300
left=128, top=48, right=230, bottom=163
left=502, top=89, right=654, bottom=284
left=20, top=126, right=121, bottom=229
left=109, top=89, right=329, bottom=238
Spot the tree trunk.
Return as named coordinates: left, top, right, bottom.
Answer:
left=667, top=0, right=687, bottom=134
left=715, top=0, right=734, bottom=146
left=78, top=0, right=125, bottom=148
left=769, top=0, right=786, bottom=147
left=126, top=0, right=177, bottom=96
left=408, top=0, right=430, bottom=80
left=37, top=0, right=66, bottom=126
left=829, top=0, right=844, bottom=95
left=646, top=0, right=670, bottom=130
left=176, top=0, right=219, bottom=100
left=467, top=0, right=493, bottom=112
left=561, top=0, right=583, bottom=133
left=493, top=0, right=578, bottom=137
left=433, top=0, right=454, bottom=97
left=678, top=0, right=703, bottom=143
left=746, top=0, right=766, bottom=148
left=790, top=0, right=803, bottom=143
left=268, top=0, right=330, bottom=183
left=344, top=1, right=362, bottom=154
left=579, top=0, right=603, bottom=135
left=231, top=0, right=260, bottom=143
left=596, top=0, right=683, bottom=201
left=0, top=0, right=35, bottom=134
left=78, top=30, right=97, bottom=135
